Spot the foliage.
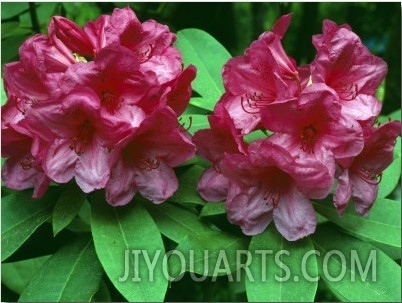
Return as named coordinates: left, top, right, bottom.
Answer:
left=1, top=2, right=401, bottom=302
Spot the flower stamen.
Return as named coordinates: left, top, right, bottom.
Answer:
left=136, top=44, right=154, bottom=63
left=354, top=167, right=382, bottom=185
left=178, top=116, right=192, bottom=132
left=70, top=120, right=94, bottom=155
left=20, top=155, right=35, bottom=170
left=334, top=80, right=358, bottom=101
left=138, top=156, right=160, bottom=171
left=300, top=124, right=317, bottom=153
left=263, top=190, right=281, bottom=209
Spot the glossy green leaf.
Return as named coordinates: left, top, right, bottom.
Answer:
left=1, top=255, right=50, bottom=294
left=1, top=188, right=59, bottom=261
left=91, top=279, right=112, bottom=302
left=179, top=114, right=209, bottom=135
left=91, top=194, right=168, bottom=302
left=145, top=201, right=212, bottom=243
left=243, top=130, right=269, bottom=143
left=52, top=182, right=87, bottom=236
left=378, top=136, right=401, bottom=198
left=19, top=236, right=103, bottom=302
left=168, top=231, right=248, bottom=278
left=175, top=28, right=231, bottom=104
left=1, top=2, right=29, bottom=19
left=1, top=77, right=7, bottom=105
left=200, top=202, right=226, bottom=217
left=169, top=165, right=206, bottom=205
left=370, top=241, right=401, bottom=261
left=189, top=97, right=215, bottom=112
left=1, top=22, right=33, bottom=39
left=246, top=226, right=318, bottom=302
left=312, top=223, right=401, bottom=302
left=313, top=197, right=401, bottom=248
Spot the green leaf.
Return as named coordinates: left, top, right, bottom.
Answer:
left=246, top=226, right=318, bottom=302
left=168, top=231, right=248, bottom=278
left=19, top=235, right=103, bottom=302
left=169, top=165, right=206, bottom=205
left=91, top=279, right=112, bottom=302
left=189, top=97, right=215, bottom=112
left=175, top=28, right=231, bottom=105
left=52, top=182, right=87, bottom=236
left=91, top=194, right=168, bottom=302
left=200, top=202, right=226, bottom=217
left=1, top=255, right=50, bottom=295
left=144, top=201, right=213, bottom=243
left=2, top=35, right=27, bottom=64
left=1, top=22, right=33, bottom=39
left=1, top=2, right=29, bottom=19
left=1, top=77, right=7, bottom=105
left=370, top=241, right=401, bottom=261
left=313, top=197, right=401, bottom=248
left=378, top=136, right=401, bottom=198
left=243, top=130, right=269, bottom=144
left=179, top=114, right=209, bottom=135
left=312, top=223, right=401, bottom=302
left=1, top=188, right=59, bottom=261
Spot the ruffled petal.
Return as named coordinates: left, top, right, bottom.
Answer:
left=75, top=144, right=112, bottom=193
left=197, top=167, right=229, bottom=202
left=134, top=161, right=178, bottom=204
left=333, top=169, right=352, bottom=216
left=350, top=173, right=378, bottom=217
left=226, top=184, right=274, bottom=235
left=105, top=158, right=137, bottom=206
left=273, top=187, right=316, bottom=241
left=44, top=139, right=77, bottom=183
left=225, top=185, right=272, bottom=236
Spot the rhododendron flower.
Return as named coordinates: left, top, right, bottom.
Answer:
left=52, top=7, right=183, bottom=83
left=334, top=120, right=401, bottom=216
left=193, top=103, right=247, bottom=202
left=311, top=19, right=387, bottom=122
left=218, top=14, right=298, bottom=134
left=1, top=113, right=50, bottom=198
left=262, top=83, right=364, bottom=172
left=26, top=88, right=138, bottom=193
left=1, top=6, right=196, bottom=204
left=221, top=139, right=333, bottom=241
left=105, top=107, right=195, bottom=206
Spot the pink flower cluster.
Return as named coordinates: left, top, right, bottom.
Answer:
left=1, top=7, right=196, bottom=205
left=194, top=15, right=401, bottom=241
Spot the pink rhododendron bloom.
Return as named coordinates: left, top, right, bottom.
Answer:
left=193, top=103, right=247, bottom=202
left=2, top=7, right=196, bottom=203
left=105, top=107, right=195, bottom=206
left=26, top=88, right=137, bottom=193
left=1, top=111, right=50, bottom=198
left=334, top=120, right=401, bottom=216
left=218, top=14, right=298, bottom=134
left=262, top=83, right=364, bottom=173
left=221, top=139, right=333, bottom=241
left=311, top=20, right=387, bottom=122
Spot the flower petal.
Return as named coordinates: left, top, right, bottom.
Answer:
left=44, top=139, right=77, bottom=183
left=75, top=145, right=112, bottom=193
left=273, top=187, right=316, bottom=241
left=105, top=158, right=137, bottom=206
left=197, top=167, right=229, bottom=202
left=333, top=169, right=352, bottom=216
left=226, top=184, right=274, bottom=235
left=350, top=173, right=378, bottom=217
left=134, top=161, right=178, bottom=204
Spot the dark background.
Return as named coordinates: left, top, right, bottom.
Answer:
left=1, top=2, right=401, bottom=302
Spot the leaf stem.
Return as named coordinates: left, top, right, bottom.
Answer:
left=29, top=2, right=40, bottom=33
